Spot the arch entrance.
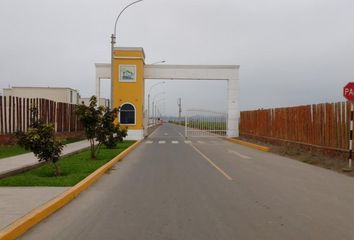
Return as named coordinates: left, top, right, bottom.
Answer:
left=95, top=47, right=240, bottom=140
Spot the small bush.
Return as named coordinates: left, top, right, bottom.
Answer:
left=16, top=107, right=64, bottom=176
left=76, top=96, right=127, bottom=159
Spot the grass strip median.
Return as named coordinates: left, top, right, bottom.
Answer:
left=0, top=145, right=29, bottom=159
left=0, top=140, right=135, bottom=186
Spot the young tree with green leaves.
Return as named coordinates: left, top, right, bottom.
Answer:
left=75, top=96, right=102, bottom=159
left=75, top=96, right=127, bottom=159
left=16, top=107, right=64, bottom=176
left=97, top=107, right=127, bottom=149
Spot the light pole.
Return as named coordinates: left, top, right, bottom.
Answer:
left=148, top=82, right=165, bottom=124
left=152, top=92, right=165, bottom=125
left=111, top=0, right=143, bottom=108
left=177, top=97, right=182, bottom=123
left=154, top=98, right=165, bottom=122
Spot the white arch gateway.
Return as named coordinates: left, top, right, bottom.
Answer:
left=95, top=63, right=240, bottom=139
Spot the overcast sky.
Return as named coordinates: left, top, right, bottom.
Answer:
left=0, top=0, right=353, bottom=116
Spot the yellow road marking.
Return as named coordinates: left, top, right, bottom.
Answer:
left=189, top=144, right=233, bottom=181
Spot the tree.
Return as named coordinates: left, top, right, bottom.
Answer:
left=75, top=96, right=127, bottom=159
left=75, top=96, right=102, bottom=159
left=97, top=107, right=127, bottom=149
left=16, top=107, right=64, bottom=176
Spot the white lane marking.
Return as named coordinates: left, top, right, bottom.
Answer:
left=184, top=140, right=192, bottom=144
left=146, top=141, right=153, bottom=144
left=177, top=132, right=184, bottom=137
left=158, top=141, right=166, bottom=144
left=172, top=140, right=179, bottom=144
left=228, top=150, right=251, bottom=159
left=164, top=133, right=168, bottom=136
left=189, top=144, right=233, bottom=181
left=197, top=141, right=205, bottom=144
left=149, top=127, right=159, bottom=137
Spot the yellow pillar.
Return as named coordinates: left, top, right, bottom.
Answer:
left=112, top=47, right=145, bottom=140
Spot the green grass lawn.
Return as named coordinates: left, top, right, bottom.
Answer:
left=187, top=121, right=227, bottom=131
left=170, top=121, right=226, bottom=130
left=170, top=121, right=226, bottom=135
left=60, top=136, right=86, bottom=145
left=0, top=141, right=135, bottom=186
left=0, top=145, right=29, bottom=159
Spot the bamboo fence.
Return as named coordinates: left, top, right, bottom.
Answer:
left=240, top=102, right=349, bottom=150
left=0, top=96, right=82, bottom=135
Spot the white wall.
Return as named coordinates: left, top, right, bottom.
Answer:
left=144, top=65, right=240, bottom=138
left=94, top=63, right=240, bottom=138
left=3, top=87, right=80, bottom=104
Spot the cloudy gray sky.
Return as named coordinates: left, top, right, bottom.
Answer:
left=0, top=0, right=353, bottom=116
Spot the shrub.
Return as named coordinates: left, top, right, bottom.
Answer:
left=16, top=107, right=64, bottom=176
left=76, top=96, right=127, bottom=159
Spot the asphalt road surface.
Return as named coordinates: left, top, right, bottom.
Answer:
left=22, top=123, right=354, bottom=240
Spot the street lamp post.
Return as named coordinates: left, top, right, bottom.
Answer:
left=111, top=0, right=143, bottom=108
left=148, top=82, right=165, bottom=125
left=152, top=92, right=165, bottom=125
left=154, top=98, right=165, bottom=123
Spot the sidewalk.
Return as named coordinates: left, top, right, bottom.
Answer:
left=0, top=187, right=70, bottom=230
left=0, top=140, right=91, bottom=177
left=0, top=140, right=92, bottom=233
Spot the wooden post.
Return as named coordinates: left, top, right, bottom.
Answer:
left=348, top=101, right=353, bottom=169
left=343, top=101, right=354, bottom=172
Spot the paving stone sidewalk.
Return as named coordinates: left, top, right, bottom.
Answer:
left=0, top=187, right=70, bottom=230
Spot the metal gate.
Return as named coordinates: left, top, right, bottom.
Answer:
left=184, top=109, right=227, bottom=137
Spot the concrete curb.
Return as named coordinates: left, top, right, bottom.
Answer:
left=225, top=138, right=271, bottom=152
left=0, top=162, right=44, bottom=180
left=0, top=140, right=141, bottom=240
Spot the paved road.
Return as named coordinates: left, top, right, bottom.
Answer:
left=22, top=123, right=354, bottom=239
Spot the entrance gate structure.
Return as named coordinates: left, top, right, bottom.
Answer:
left=184, top=109, right=227, bottom=138
left=95, top=47, right=240, bottom=140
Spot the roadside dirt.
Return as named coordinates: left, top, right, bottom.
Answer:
left=239, top=136, right=354, bottom=177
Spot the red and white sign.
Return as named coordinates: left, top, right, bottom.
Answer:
left=343, top=82, right=354, bottom=101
